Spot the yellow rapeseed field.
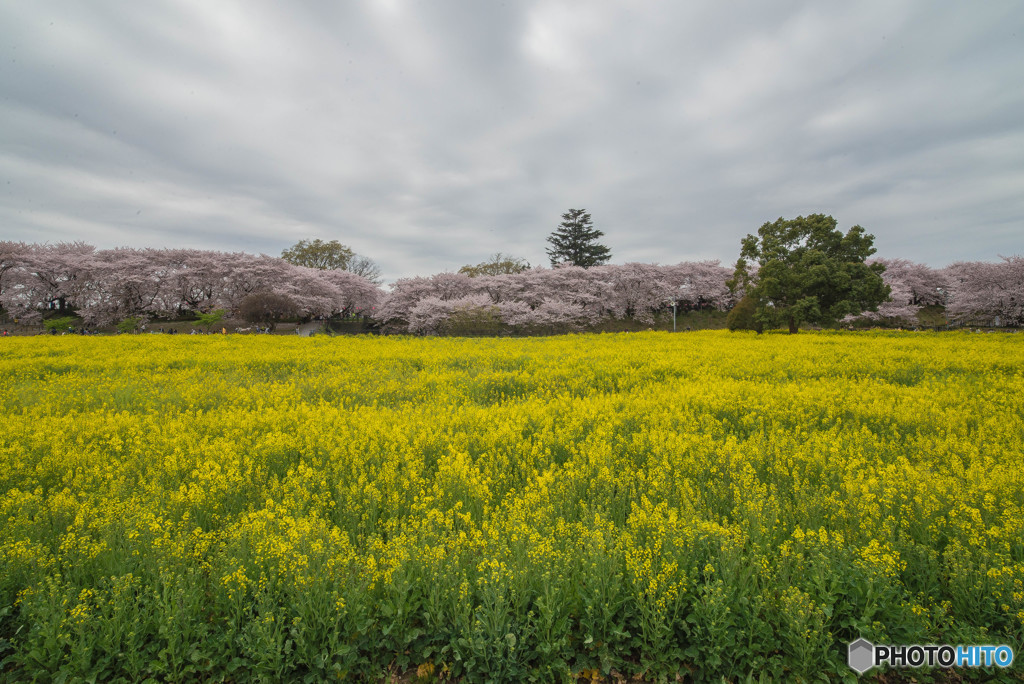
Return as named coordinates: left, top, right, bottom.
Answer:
left=0, top=331, right=1021, bottom=681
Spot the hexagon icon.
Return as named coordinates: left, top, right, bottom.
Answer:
left=848, top=638, right=874, bottom=674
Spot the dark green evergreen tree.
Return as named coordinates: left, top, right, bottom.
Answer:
left=545, top=209, right=611, bottom=268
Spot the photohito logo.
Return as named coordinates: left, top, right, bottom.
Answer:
left=848, top=638, right=1014, bottom=673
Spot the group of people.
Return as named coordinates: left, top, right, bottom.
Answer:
left=48, top=327, right=100, bottom=335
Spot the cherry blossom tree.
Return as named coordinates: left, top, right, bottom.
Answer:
left=314, top=268, right=383, bottom=316
left=0, top=241, right=28, bottom=300
left=0, top=242, right=94, bottom=323
left=162, top=249, right=230, bottom=314
left=943, top=256, right=1023, bottom=326
left=504, top=297, right=599, bottom=333
left=220, top=253, right=293, bottom=313
left=598, top=263, right=672, bottom=324
left=74, top=249, right=165, bottom=325
left=858, top=258, right=948, bottom=324
left=139, top=249, right=190, bottom=317
left=280, top=265, right=347, bottom=319
left=513, top=265, right=604, bottom=314
left=0, top=244, right=36, bottom=322
left=665, top=261, right=735, bottom=311
left=407, top=294, right=497, bottom=335
left=375, top=273, right=477, bottom=331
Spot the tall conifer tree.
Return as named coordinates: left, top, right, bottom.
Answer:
left=546, top=209, right=611, bottom=268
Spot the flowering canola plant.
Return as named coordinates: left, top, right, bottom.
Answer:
left=0, top=331, right=1022, bottom=681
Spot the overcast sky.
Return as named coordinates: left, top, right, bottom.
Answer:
left=2, top=1, right=1021, bottom=282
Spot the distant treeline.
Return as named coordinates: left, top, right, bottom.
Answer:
left=0, top=243, right=380, bottom=327
left=0, top=242, right=1020, bottom=331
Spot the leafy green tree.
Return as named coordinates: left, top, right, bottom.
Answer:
left=725, top=295, right=762, bottom=333
left=43, top=315, right=78, bottom=333
left=116, top=316, right=143, bottom=334
left=459, top=253, right=531, bottom=277
left=546, top=209, right=611, bottom=268
left=281, top=239, right=354, bottom=270
left=730, top=214, right=889, bottom=333
left=195, top=309, right=226, bottom=331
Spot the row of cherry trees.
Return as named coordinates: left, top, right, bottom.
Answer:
left=376, top=262, right=737, bottom=334
left=1, top=241, right=1020, bottom=330
left=0, top=242, right=381, bottom=326
left=376, top=257, right=1022, bottom=333
left=866, top=256, right=1023, bottom=327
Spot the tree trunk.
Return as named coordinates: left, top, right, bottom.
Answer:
left=788, top=316, right=798, bottom=334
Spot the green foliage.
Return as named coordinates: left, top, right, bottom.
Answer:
left=459, top=253, right=531, bottom=277
left=726, top=295, right=762, bottom=333
left=195, top=309, right=226, bottom=331
left=42, top=316, right=78, bottom=332
left=281, top=239, right=355, bottom=270
left=3, top=333, right=1023, bottom=681
left=546, top=209, right=611, bottom=268
left=730, top=214, right=890, bottom=333
left=116, top=316, right=143, bottom=334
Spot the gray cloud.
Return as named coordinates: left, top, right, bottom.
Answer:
left=1, top=1, right=1021, bottom=282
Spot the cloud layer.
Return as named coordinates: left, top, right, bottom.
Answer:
left=2, top=1, right=1022, bottom=281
